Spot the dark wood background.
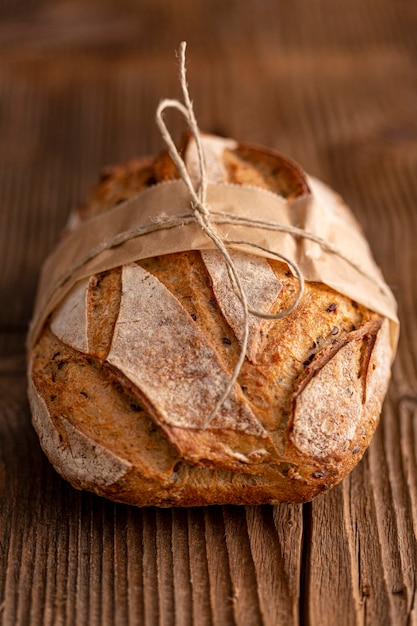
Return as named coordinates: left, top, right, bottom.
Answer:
left=1, top=1, right=417, bottom=624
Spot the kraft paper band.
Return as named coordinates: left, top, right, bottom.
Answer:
left=28, top=176, right=399, bottom=352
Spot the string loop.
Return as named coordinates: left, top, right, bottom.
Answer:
left=155, top=42, right=305, bottom=428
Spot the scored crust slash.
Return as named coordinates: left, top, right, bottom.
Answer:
left=27, top=43, right=398, bottom=507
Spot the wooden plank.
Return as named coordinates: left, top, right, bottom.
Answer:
left=171, top=509, right=193, bottom=626
left=245, top=506, right=301, bottom=625
left=187, top=509, right=213, bottom=626
left=204, top=507, right=235, bottom=626
left=223, top=507, right=265, bottom=625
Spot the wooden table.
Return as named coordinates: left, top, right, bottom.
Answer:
left=1, top=2, right=416, bottom=624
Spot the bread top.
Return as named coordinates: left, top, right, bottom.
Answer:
left=29, top=136, right=393, bottom=504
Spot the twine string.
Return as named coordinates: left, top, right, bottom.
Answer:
left=155, top=42, right=310, bottom=428
left=156, top=42, right=254, bottom=428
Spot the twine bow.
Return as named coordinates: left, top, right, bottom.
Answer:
left=156, top=42, right=304, bottom=428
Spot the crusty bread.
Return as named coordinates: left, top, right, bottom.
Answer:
left=28, top=137, right=393, bottom=506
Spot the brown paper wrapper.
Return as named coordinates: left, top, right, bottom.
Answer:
left=28, top=176, right=399, bottom=354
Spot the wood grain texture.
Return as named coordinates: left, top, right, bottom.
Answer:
left=1, top=1, right=417, bottom=624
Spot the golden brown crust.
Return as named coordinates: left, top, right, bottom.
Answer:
left=28, top=136, right=393, bottom=506
left=224, top=143, right=310, bottom=200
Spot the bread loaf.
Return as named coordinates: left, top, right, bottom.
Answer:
left=27, top=134, right=395, bottom=506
